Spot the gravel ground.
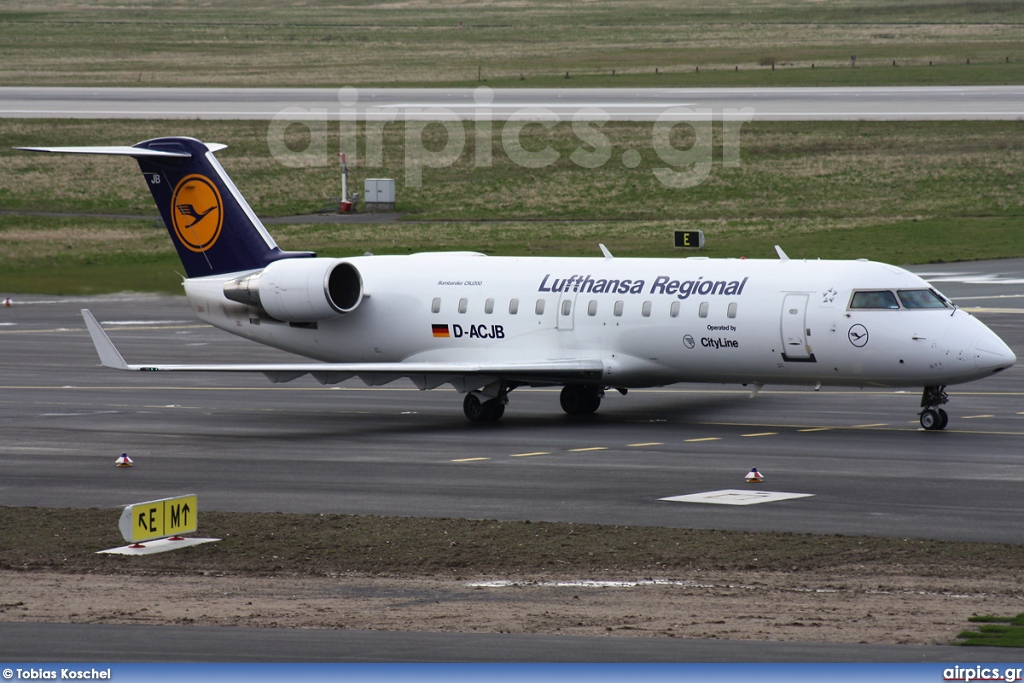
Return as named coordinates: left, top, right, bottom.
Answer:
left=2, top=569, right=1019, bottom=645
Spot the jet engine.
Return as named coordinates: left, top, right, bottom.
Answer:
left=223, top=258, right=363, bottom=322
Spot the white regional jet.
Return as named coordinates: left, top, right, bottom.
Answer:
left=19, top=137, right=1016, bottom=429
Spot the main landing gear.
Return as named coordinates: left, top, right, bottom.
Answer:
left=560, top=385, right=604, bottom=416
left=463, top=383, right=608, bottom=422
left=919, top=385, right=949, bottom=431
left=463, top=392, right=506, bottom=422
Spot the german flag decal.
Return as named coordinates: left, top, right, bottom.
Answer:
left=432, top=324, right=450, bottom=338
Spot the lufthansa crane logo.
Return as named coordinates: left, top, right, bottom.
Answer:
left=171, top=174, right=223, bottom=252
left=848, top=324, right=869, bottom=348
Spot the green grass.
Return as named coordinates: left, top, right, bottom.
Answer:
left=3, top=505, right=1024, bottom=579
left=5, top=216, right=1021, bottom=296
left=470, top=62, right=1024, bottom=90
left=1, top=259, right=185, bottom=296
left=0, top=0, right=1022, bottom=87
left=6, top=119, right=1022, bottom=223
left=2, top=118, right=1022, bottom=294
left=958, top=613, right=1024, bottom=647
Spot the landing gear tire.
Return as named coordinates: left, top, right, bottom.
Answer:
left=920, top=407, right=949, bottom=431
left=463, top=393, right=505, bottom=422
left=559, top=385, right=603, bottom=416
left=485, top=400, right=506, bottom=421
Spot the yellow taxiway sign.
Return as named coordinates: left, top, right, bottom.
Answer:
left=118, top=494, right=198, bottom=544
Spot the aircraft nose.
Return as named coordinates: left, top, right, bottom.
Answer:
left=973, top=328, right=1016, bottom=374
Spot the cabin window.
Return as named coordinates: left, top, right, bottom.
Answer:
left=727, top=302, right=738, bottom=318
left=641, top=301, right=652, bottom=317
left=431, top=297, right=441, bottom=313
left=561, top=300, right=572, bottom=316
left=897, top=289, right=949, bottom=309
left=458, top=297, right=468, bottom=314
left=484, top=298, right=494, bottom=314
left=670, top=301, right=680, bottom=318
left=850, top=290, right=899, bottom=310
left=698, top=302, right=709, bottom=318
left=588, top=300, right=598, bottom=316
left=535, top=299, right=546, bottom=315
left=613, top=300, right=624, bottom=317
left=509, top=298, right=519, bottom=315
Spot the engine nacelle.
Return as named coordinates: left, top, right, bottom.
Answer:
left=223, top=258, right=363, bottom=322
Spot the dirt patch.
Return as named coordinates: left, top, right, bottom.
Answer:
left=2, top=507, right=1022, bottom=644
left=2, top=570, right=1017, bottom=644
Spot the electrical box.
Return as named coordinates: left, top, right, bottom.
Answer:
left=364, top=178, right=396, bottom=211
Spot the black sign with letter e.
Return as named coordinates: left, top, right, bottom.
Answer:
left=674, top=230, right=705, bottom=249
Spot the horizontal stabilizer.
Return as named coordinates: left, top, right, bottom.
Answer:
left=16, top=145, right=193, bottom=158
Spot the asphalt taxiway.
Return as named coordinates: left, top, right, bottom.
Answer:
left=0, top=622, right=1017, bottom=663
left=2, top=86, right=1023, bottom=120
left=1, top=259, right=1022, bottom=662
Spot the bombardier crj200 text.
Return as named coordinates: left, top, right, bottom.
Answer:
left=19, top=138, right=1016, bottom=429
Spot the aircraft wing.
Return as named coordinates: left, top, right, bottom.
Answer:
left=82, top=309, right=604, bottom=389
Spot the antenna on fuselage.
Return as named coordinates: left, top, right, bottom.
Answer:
left=599, top=244, right=614, bottom=260
left=774, top=245, right=790, bottom=261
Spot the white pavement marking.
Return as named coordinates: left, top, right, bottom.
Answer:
left=97, top=537, right=220, bottom=555
left=660, top=489, right=815, bottom=505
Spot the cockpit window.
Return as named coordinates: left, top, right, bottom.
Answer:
left=850, top=290, right=900, bottom=309
left=897, top=289, right=949, bottom=309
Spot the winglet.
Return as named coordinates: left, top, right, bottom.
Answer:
left=81, top=310, right=129, bottom=370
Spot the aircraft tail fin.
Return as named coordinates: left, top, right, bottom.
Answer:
left=17, top=137, right=314, bottom=278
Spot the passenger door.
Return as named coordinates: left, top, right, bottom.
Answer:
left=780, top=293, right=815, bottom=361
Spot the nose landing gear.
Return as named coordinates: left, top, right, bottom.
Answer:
left=919, top=385, right=949, bottom=431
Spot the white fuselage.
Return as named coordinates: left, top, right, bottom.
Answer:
left=182, top=253, right=1015, bottom=390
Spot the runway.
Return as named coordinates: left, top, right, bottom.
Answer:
left=2, top=86, right=1023, bottom=120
